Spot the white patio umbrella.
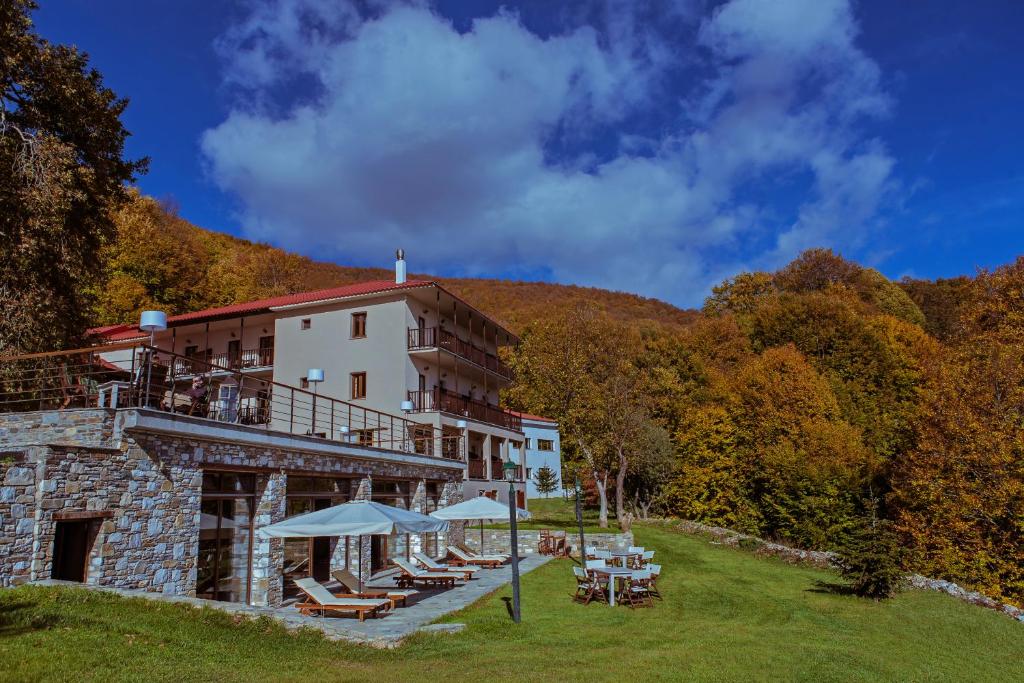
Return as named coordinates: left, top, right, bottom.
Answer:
left=258, top=500, right=449, bottom=591
left=430, top=495, right=530, bottom=554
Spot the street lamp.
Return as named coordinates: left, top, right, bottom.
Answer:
left=503, top=457, right=522, bottom=624
left=307, top=369, right=324, bottom=435
left=574, top=474, right=587, bottom=569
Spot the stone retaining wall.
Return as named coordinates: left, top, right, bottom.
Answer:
left=654, top=518, right=1024, bottom=623
left=463, top=528, right=633, bottom=556
left=0, top=409, right=465, bottom=607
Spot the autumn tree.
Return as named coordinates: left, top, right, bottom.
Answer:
left=506, top=304, right=646, bottom=528
left=1, top=0, right=145, bottom=353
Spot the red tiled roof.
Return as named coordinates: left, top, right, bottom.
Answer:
left=516, top=411, right=558, bottom=424
left=89, top=279, right=434, bottom=340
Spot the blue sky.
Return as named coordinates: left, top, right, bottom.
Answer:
left=35, top=0, right=1024, bottom=307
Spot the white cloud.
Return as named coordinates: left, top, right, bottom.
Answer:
left=202, top=0, right=896, bottom=307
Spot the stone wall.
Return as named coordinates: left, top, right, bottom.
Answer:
left=463, top=528, right=633, bottom=556
left=0, top=408, right=465, bottom=607
left=655, top=518, right=1024, bottom=624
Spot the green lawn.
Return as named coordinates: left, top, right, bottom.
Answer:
left=485, top=496, right=612, bottom=533
left=2, top=523, right=1021, bottom=682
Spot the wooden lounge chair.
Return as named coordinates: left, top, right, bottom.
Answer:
left=456, top=541, right=509, bottom=562
left=393, top=559, right=459, bottom=589
left=447, top=545, right=505, bottom=568
left=292, top=577, right=391, bottom=622
left=413, top=552, right=479, bottom=580
left=331, top=569, right=418, bottom=608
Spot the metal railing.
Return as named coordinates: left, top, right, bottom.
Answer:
left=406, top=388, right=522, bottom=431
left=407, top=327, right=513, bottom=379
left=173, top=346, right=274, bottom=375
left=0, top=343, right=463, bottom=461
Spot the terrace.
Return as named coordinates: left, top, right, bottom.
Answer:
left=0, top=343, right=461, bottom=461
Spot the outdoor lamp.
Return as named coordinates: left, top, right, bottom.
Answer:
left=456, top=419, right=467, bottom=430
left=503, top=456, right=523, bottom=623
left=139, top=310, right=167, bottom=347
left=339, top=425, right=350, bottom=442
left=400, top=399, right=414, bottom=413
left=503, top=458, right=518, bottom=482
left=306, top=369, right=324, bottom=436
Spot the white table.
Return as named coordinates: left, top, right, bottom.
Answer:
left=591, top=567, right=633, bottom=606
left=97, top=380, right=131, bottom=408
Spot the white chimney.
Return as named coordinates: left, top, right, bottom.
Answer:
left=395, top=248, right=407, bottom=284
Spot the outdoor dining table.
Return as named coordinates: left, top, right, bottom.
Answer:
left=590, top=566, right=633, bottom=606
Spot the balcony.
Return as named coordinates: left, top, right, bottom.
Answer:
left=172, top=346, right=274, bottom=376
left=407, top=388, right=522, bottom=432
left=408, top=327, right=512, bottom=380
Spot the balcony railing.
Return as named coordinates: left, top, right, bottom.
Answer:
left=467, top=460, right=487, bottom=480
left=0, top=343, right=462, bottom=462
left=408, top=327, right=512, bottom=379
left=174, top=346, right=274, bottom=376
left=407, top=388, right=522, bottom=431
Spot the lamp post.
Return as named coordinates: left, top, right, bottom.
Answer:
left=307, top=368, right=324, bottom=436
left=139, top=310, right=167, bottom=408
left=503, top=457, right=522, bottom=623
left=574, top=474, right=587, bottom=568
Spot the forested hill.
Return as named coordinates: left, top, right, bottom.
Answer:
left=92, top=193, right=697, bottom=333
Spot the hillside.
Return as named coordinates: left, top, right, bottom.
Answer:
left=93, top=193, right=697, bottom=334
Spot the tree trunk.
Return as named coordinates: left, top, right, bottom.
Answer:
left=593, top=470, right=609, bottom=528
left=614, top=446, right=628, bottom=528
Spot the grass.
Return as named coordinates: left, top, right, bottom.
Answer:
left=2, top=523, right=1021, bottom=682
left=485, top=496, right=613, bottom=533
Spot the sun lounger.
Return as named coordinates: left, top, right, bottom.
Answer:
left=455, top=541, right=508, bottom=562
left=393, top=558, right=459, bottom=589
left=413, top=552, right=479, bottom=580
left=447, top=545, right=506, bottom=568
left=292, top=577, right=391, bottom=622
left=331, top=569, right=418, bottom=608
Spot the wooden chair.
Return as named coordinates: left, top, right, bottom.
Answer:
left=647, top=563, right=663, bottom=600
left=617, top=570, right=654, bottom=608
left=292, top=577, right=391, bottom=621
left=573, top=566, right=607, bottom=604
left=59, top=362, right=90, bottom=408
left=538, top=529, right=553, bottom=555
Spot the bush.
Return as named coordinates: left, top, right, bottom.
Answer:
left=738, top=537, right=765, bottom=552
left=831, top=517, right=906, bottom=599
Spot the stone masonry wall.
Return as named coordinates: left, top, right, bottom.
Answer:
left=1, top=409, right=464, bottom=607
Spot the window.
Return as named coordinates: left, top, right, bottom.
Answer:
left=350, top=372, right=367, bottom=400
left=526, top=468, right=532, bottom=479
left=351, top=312, right=367, bottom=338
left=300, top=318, right=311, bottom=330
left=524, top=438, right=532, bottom=449
left=299, top=377, right=309, bottom=390
left=537, top=439, right=554, bottom=451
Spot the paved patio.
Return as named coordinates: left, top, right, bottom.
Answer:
left=32, top=554, right=553, bottom=647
